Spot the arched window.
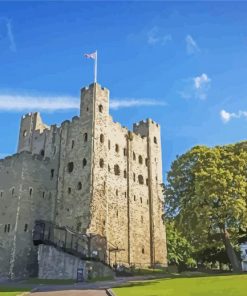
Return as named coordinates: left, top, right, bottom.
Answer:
left=12, top=188, right=15, bottom=196
left=138, top=155, right=143, bottom=164
left=40, top=149, right=45, bottom=157
left=23, top=130, right=27, bottom=137
left=133, top=173, right=136, bottom=182
left=115, top=144, right=119, bottom=153
left=100, top=134, right=104, bottom=143
left=99, top=158, right=104, bottom=168
left=146, top=178, right=149, bottom=186
left=138, top=175, right=144, bottom=185
left=108, top=140, right=111, bottom=150
left=140, top=197, right=143, bottom=203
left=68, top=187, right=71, bottom=194
left=124, top=170, right=127, bottom=178
left=29, top=188, right=33, bottom=196
left=108, top=165, right=111, bottom=172
left=114, top=164, right=120, bottom=176
left=77, top=182, right=82, bottom=190
left=71, top=140, right=75, bottom=149
left=142, top=247, right=145, bottom=254
left=123, top=148, right=127, bottom=156
left=133, top=152, right=136, bottom=160
left=84, top=133, right=88, bottom=142
left=99, top=105, right=103, bottom=113
left=134, top=195, right=136, bottom=201
left=145, top=158, right=148, bottom=166
left=67, top=162, right=74, bottom=173
left=82, top=158, right=87, bottom=168
left=154, top=136, right=157, bottom=144
left=116, top=189, right=118, bottom=196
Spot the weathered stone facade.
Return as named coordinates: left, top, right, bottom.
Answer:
left=0, top=152, right=56, bottom=279
left=0, top=83, right=167, bottom=279
left=38, top=245, right=114, bottom=280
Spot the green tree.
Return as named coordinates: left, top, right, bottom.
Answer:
left=165, top=142, right=247, bottom=272
left=166, top=219, right=195, bottom=270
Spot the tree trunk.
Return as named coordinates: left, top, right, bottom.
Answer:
left=221, top=228, right=242, bottom=272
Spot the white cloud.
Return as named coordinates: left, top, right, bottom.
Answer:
left=0, top=92, right=166, bottom=112
left=147, top=27, right=172, bottom=46
left=186, top=34, right=199, bottom=55
left=220, top=109, right=247, bottom=123
left=193, top=73, right=211, bottom=100
left=0, top=17, right=16, bottom=52
left=0, top=94, right=79, bottom=111
left=193, top=73, right=210, bottom=89
left=5, top=19, right=16, bottom=52
left=180, top=73, right=211, bottom=100
left=220, top=110, right=232, bottom=123
left=110, top=99, right=167, bottom=110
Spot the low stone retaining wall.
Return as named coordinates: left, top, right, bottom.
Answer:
left=38, top=244, right=114, bottom=281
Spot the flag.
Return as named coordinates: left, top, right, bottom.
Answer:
left=84, top=50, right=98, bottom=83
left=84, top=51, right=97, bottom=60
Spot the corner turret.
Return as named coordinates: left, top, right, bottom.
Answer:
left=17, top=112, right=49, bottom=153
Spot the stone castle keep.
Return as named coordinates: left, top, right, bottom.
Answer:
left=0, top=83, right=167, bottom=279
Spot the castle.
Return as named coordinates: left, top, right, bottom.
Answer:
left=0, top=83, right=167, bottom=279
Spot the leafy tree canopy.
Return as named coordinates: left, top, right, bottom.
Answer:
left=166, top=219, right=194, bottom=266
left=165, top=142, right=247, bottom=271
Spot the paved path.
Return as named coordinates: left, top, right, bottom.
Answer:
left=29, top=290, right=108, bottom=296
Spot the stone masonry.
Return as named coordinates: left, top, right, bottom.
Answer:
left=0, top=82, right=167, bottom=279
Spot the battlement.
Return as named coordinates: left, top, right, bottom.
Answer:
left=0, top=150, right=51, bottom=166
left=22, top=112, right=33, bottom=119
left=133, top=118, right=160, bottom=138
left=81, top=83, right=109, bottom=94
left=133, top=118, right=160, bottom=129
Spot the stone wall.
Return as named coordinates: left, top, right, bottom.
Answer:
left=0, top=152, right=57, bottom=279
left=38, top=244, right=114, bottom=280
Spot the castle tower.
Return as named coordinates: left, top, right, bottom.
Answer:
left=133, top=119, right=167, bottom=266
left=55, top=83, right=110, bottom=239
left=80, top=83, right=110, bottom=236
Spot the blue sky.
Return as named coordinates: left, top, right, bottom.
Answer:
left=0, top=1, right=247, bottom=177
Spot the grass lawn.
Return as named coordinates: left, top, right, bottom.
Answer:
left=0, top=286, right=30, bottom=296
left=113, top=274, right=247, bottom=296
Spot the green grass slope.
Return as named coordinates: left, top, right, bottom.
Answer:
left=113, top=274, right=247, bottom=296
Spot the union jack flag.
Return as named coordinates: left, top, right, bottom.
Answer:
left=84, top=51, right=97, bottom=60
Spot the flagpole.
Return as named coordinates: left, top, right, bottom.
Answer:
left=94, top=50, right=97, bottom=83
